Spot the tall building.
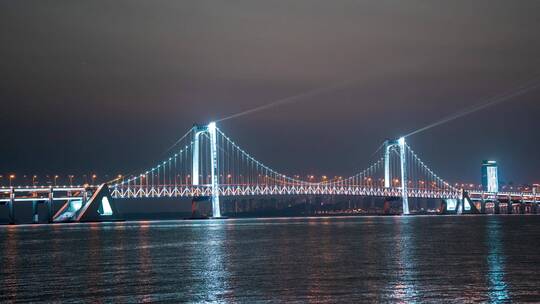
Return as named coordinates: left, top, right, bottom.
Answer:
left=481, top=160, right=499, bottom=193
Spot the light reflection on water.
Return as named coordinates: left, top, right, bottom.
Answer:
left=3, top=227, right=18, bottom=303
left=1, top=216, right=540, bottom=302
left=486, top=219, right=510, bottom=303
left=390, top=217, right=418, bottom=303
left=197, top=221, right=231, bottom=303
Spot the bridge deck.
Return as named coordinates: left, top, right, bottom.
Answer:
left=1, top=186, right=537, bottom=203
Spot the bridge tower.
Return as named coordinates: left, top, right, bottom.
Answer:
left=192, top=122, right=221, bottom=218
left=384, top=137, right=409, bottom=215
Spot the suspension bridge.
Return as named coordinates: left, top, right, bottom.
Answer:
left=1, top=122, right=538, bottom=223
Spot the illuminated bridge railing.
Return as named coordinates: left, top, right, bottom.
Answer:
left=110, top=185, right=462, bottom=200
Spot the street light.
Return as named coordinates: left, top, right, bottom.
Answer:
left=92, top=174, right=97, bottom=185
left=33, top=175, right=38, bottom=186
left=68, top=175, right=74, bottom=185
left=54, top=175, right=59, bottom=186
left=9, top=174, right=15, bottom=187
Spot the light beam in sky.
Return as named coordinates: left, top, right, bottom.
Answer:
left=403, top=77, right=540, bottom=138
left=216, top=79, right=358, bottom=122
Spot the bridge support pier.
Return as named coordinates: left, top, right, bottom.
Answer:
left=481, top=197, right=486, bottom=214
left=32, top=201, right=39, bottom=224
left=439, top=200, right=446, bottom=214
left=8, top=187, right=15, bottom=224
left=47, top=190, right=54, bottom=223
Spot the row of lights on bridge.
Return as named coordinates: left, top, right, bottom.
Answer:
left=124, top=175, right=445, bottom=187
left=0, top=174, right=122, bottom=187
left=0, top=173, right=447, bottom=186
left=2, top=173, right=538, bottom=192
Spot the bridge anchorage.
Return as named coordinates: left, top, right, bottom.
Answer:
left=2, top=121, right=539, bottom=224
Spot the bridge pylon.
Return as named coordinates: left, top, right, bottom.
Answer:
left=384, top=137, right=409, bottom=215
left=192, top=122, right=222, bottom=218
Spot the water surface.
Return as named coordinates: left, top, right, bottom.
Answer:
left=1, top=216, right=539, bottom=303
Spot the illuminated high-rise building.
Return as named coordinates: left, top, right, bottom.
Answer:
left=481, top=160, right=499, bottom=193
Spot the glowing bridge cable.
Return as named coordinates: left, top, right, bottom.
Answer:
left=108, top=127, right=195, bottom=185
left=113, top=135, right=196, bottom=189
left=318, top=157, right=385, bottom=187
left=214, top=128, right=311, bottom=185
left=201, top=127, right=300, bottom=188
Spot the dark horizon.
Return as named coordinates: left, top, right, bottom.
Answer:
left=1, top=1, right=540, bottom=185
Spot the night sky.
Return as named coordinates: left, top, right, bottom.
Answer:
left=1, top=1, right=540, bottom=185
